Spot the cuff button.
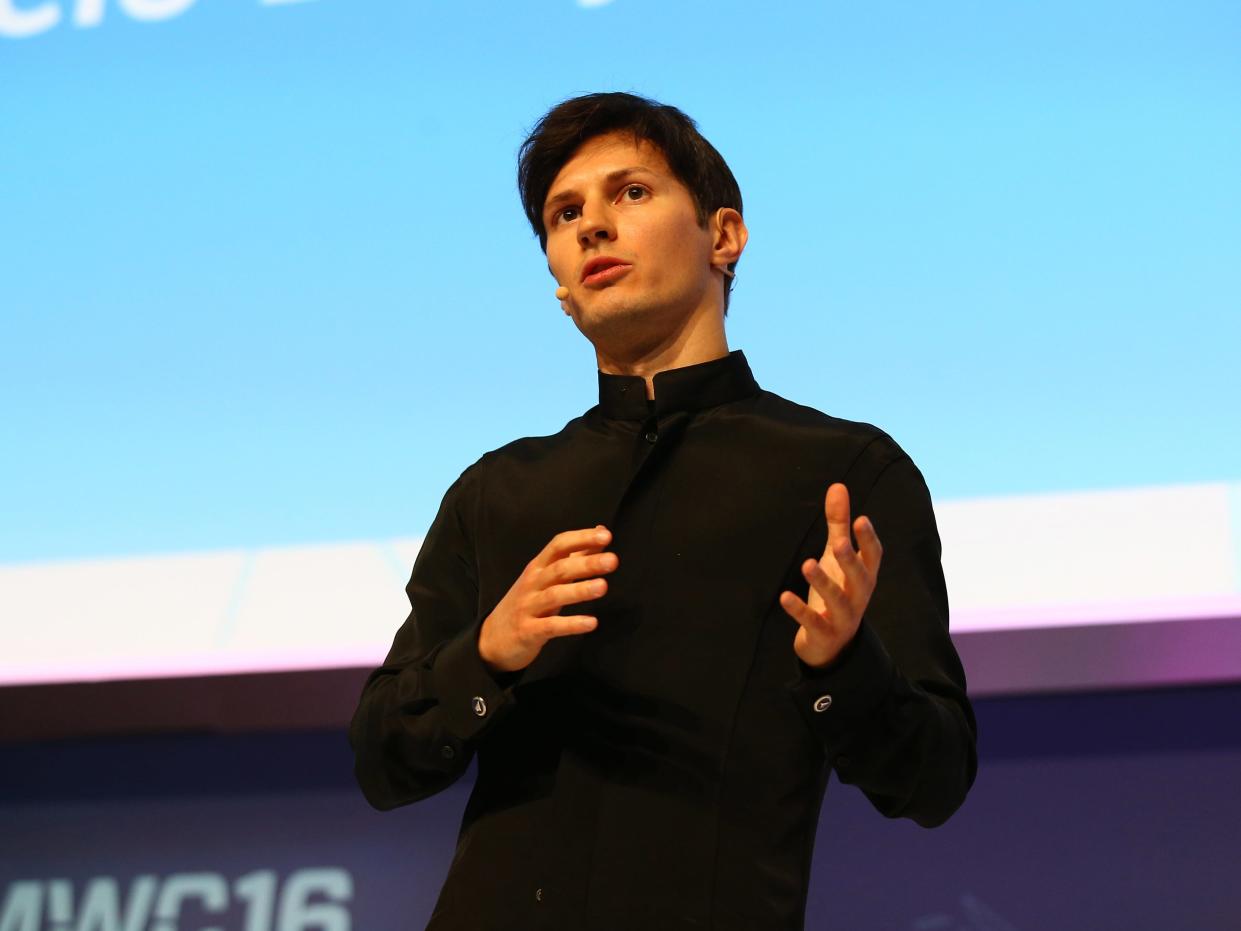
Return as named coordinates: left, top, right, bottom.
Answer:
left=472, top=696, right=488, bottom=717
left=812, top=694, right=833, bottom=713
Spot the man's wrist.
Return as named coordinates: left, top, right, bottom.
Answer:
left=429, top=620, right=519, bottom=741
left=789, top=620, right=895, bottom=730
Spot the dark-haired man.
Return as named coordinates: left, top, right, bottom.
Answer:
left=351, top=92, right=976, bottom=931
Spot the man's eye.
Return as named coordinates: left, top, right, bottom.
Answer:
left=556, top=206, right=579, bottom=224
left=624, top=186, right=646, bottom=201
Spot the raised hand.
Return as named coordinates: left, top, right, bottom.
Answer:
left=779, top=483, right=883, bottom=668
left=477, top=526, right=619, bottom=673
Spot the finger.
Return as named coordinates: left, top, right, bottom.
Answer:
left=804, top=558, right=851, bottom=620
left=533, top=577, right=608, bottom=614
left=538, top=614, right=598, bottom=639
left=824, top=483, right=852, bottom=554
left=829, top=531, right=870, bottom=601
left=543, top=550, right=619, bottom=585
left=855, top=515, right=883, bottom=573
left=779, top=590, right=832, bottom=634
left=534, top=526, right=611, bottom=568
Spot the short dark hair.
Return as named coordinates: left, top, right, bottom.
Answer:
left=517, top=92, right=743, bottom=310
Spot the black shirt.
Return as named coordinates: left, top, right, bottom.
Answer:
left=350, top=350, right=977, bottom=930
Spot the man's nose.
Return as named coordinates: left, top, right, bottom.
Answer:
left=577, top=202, right=615, bottom=247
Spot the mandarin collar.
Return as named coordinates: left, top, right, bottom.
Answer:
left=596, top=350, right=760, bottom=421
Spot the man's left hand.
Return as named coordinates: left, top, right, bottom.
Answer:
left=780, top=483, right=883, bottom=668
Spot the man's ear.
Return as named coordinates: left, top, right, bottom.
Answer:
left=711, top=207, right=748, bottom=273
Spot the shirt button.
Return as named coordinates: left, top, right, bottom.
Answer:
left=440, top=744, right=455, bottom=760
left=472, top=696, right=487, bottom=717
left=812, top=694, right=833, bottom=712
left=644, top=431, right=658, bottom=443
left=535, top=887, right=543, bottom=903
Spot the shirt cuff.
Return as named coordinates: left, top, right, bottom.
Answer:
left=430, top=620, right=518, bottom=742
left=787, top=618, right=896, bottom=746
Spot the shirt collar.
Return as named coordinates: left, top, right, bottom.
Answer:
left=596, top=350, right=760, bottom=421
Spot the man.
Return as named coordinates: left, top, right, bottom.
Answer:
left=350, top=92, right=976, bottom=930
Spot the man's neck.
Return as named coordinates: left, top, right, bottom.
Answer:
left=593, top=313, right=730, bottom=400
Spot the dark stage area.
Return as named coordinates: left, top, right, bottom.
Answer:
left=3, top=684, right=1239, bottom=929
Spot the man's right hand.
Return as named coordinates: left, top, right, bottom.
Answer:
left=477, top=526, right=618, bottom=673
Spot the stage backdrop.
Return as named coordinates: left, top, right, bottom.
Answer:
left=3, top=3, right=1240, bottom=683
left=3, top=688, right=1240, bottom=930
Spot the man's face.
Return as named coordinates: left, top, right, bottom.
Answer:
left=542, top=131, right=719, bottom=350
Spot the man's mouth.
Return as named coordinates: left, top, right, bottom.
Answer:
left=581, top=257, right=632, bottom=286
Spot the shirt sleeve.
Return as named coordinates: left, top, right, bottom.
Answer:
left=786, top=449, right=978, bottom=828
left=349, top=459, right=517, bottom=811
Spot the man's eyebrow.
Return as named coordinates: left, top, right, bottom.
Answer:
left=544, top=166, right=658, bottom=215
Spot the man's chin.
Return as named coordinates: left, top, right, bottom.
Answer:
left=572, top=298, right=653, bottom=341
